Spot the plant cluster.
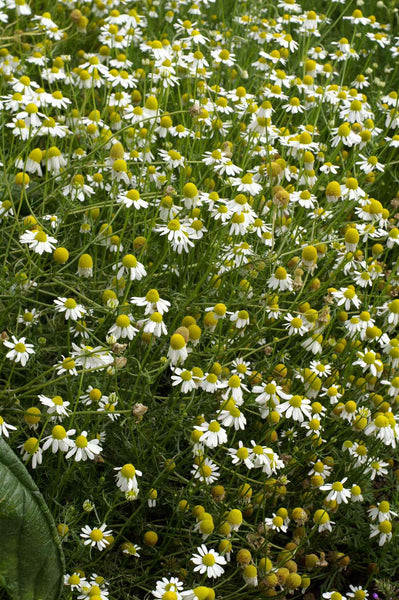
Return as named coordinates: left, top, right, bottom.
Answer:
left=0, top=0, right=399, bottom=598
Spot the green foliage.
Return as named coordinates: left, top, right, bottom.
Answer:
left=0, top=438, right=64, bottom=600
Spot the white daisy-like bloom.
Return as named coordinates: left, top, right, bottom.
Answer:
left=122, top=542, right=141, bottom=557
left=0, top=199, right=14, bottom=219
left=230, top=310, right=250, bottom=329
left=331, top=287, right=361, bottom=310
left=80, top=523, right=112, bottom=551
left=301, top=333, right=323, bottom=355
left=3, top=336, right=35, bottom=366
left=230, top=173, right=263, bottom=196
left=268, top=267, right=293, bottom=291
left=71, top=344, right=114, bottom=370
left=369, top=521, right=393, bottom=546
left=0, top=415, right=17, bottom=437
left=158, top=148, right=186, bottom=169
left=38, top=394, right=71, bottom=418
left=347, top=586, right=369, bottom=600
left=213, top=159, right=243, bottom=177
left=44, top=147, right=67, bottom=173
left=130, top=289, right=171, bottom=315
left=66, top=431, right=102, bottom=462
left=366, top=459, right=389, bottom=481
left=15, top=151, right=42, bottom=175
left=152, top=577, right=186, bottom=599
left=356, top=154, right=384, bottom=174
left=155, top=219, right=195, bottom=254
left=368, top=501, right=397, bottom=522
left=114, top=463, right=142, bottom=492
left=167, top=334, right=189, bottom=365
left=253, top=380, right=291, bottom=414
left=19, top=437, right=43, bottom=469
left=142, top=312, right=168, bottom=337
left=80, top=386, right=105, bottom=407
left=381, top=377, right=399, bottom=398
left=191, top=545, right=226, bottom=578
left=195, top=420, right=228, bottom=448
left=227, top=441, right=254, bottom=469
left=279, top=395, right=312, bottom=422
left=322, top=593, right=347, bottom=600
left=55, top=356, right=78, bottom=377
left=217, top=399, right=247, bottom=430
left=191, top=458, right=220, bottom=485
left=114, top=254, right=147, bottom=281
left=223, top=375, right=248, bottom=405
left=98, top=394, right=120, bottom=421
left=117, top=188, right=148, bottom=209
left=42, top=425, right=75, bottom=453
left=170, top=368, right=196, bottom=393
left=54, top=297, right=86, bottom=321
left=20, top=229, right=57, bottom=254
left=211, top=47, right=235, bottom=66
left=291, top=189, right=317, bottom=209
left=320, top=477, right=351, bottom=504
left=353, top=349, right=383, bottom=378
left=265, top=513, right=288, bottom=533
left=309, top=361, right=331, bottom=378
left=308, top=460, right=332, bottom=479
left=108, top=315, right=138, bottom=341
left=364, top=414, right=398, bottom=448
left=64, top=572, right=87, bottom=591
left=284, top=313, right=308, bottom=336
left=250, top=443, right=274, bottom=472
left=377, top=299, right=399, bottom=328
left=200, top=372, right=227, bottom=393
left=330, top=123, right=361, bottom=148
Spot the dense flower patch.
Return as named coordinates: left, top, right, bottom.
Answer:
left=0, top=0, right=399, bottom=598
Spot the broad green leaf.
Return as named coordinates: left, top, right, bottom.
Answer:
left=0, top=438, right=64, bottom=600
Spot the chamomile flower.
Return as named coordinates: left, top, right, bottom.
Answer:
left=66, top=432, right=102, bottom=461
left=117, top=189, right=148, bottom=209
left=284, top=313, right=308, bottom=336
left=265, top=513, right=288, bottom=533
left=279, top=395, right=312, bottom=422
left=19, top=437, right=43, bottom=468
left=42, top=425, right=75, bottom=453
left=320, top=478, right=351, bottom=504
left=55, top=356, right=78, bottom=377
left=108, top=314, right=138, bottom=340
left=217, top=398, right=247, bottom=430
left=230, top=310, right=250, bottom=329
left=195, top=420, right=228, bottom=449
left=114, top=254, right=147, bottom=281
left=353, top=349, right=383, bottom=378
left=168, top=333, right=189, bottom=365
left=191, top=458, right=220, bottom=484
left=54, top=298, right=86, bottom=321
left=191, top=545, right=226, bottom=578
left=230, top=173, right=262, bottom=196
left=80, top=524, right=112, bottom=551
left=369, top=520, right=392, bottom=546
left=142, top=312, right=168, bottom=337
left=3, top=336, right=35, bottom=366
left=72, top=344, right=114, bottom=370
left=39, top=394, right=71, bottom=418
left=114, top=463, right=142, bottom=492
left=20, top=229, right=57, bottom=254
left=268, top=267, right=293, bottom=291
left=130, top=289, right=170, bottom=315
left=171, top=368, right=196, bottom=393
left=368, top=501, right=397, bottom=522
left=0, top=415, right=17, bottom=437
